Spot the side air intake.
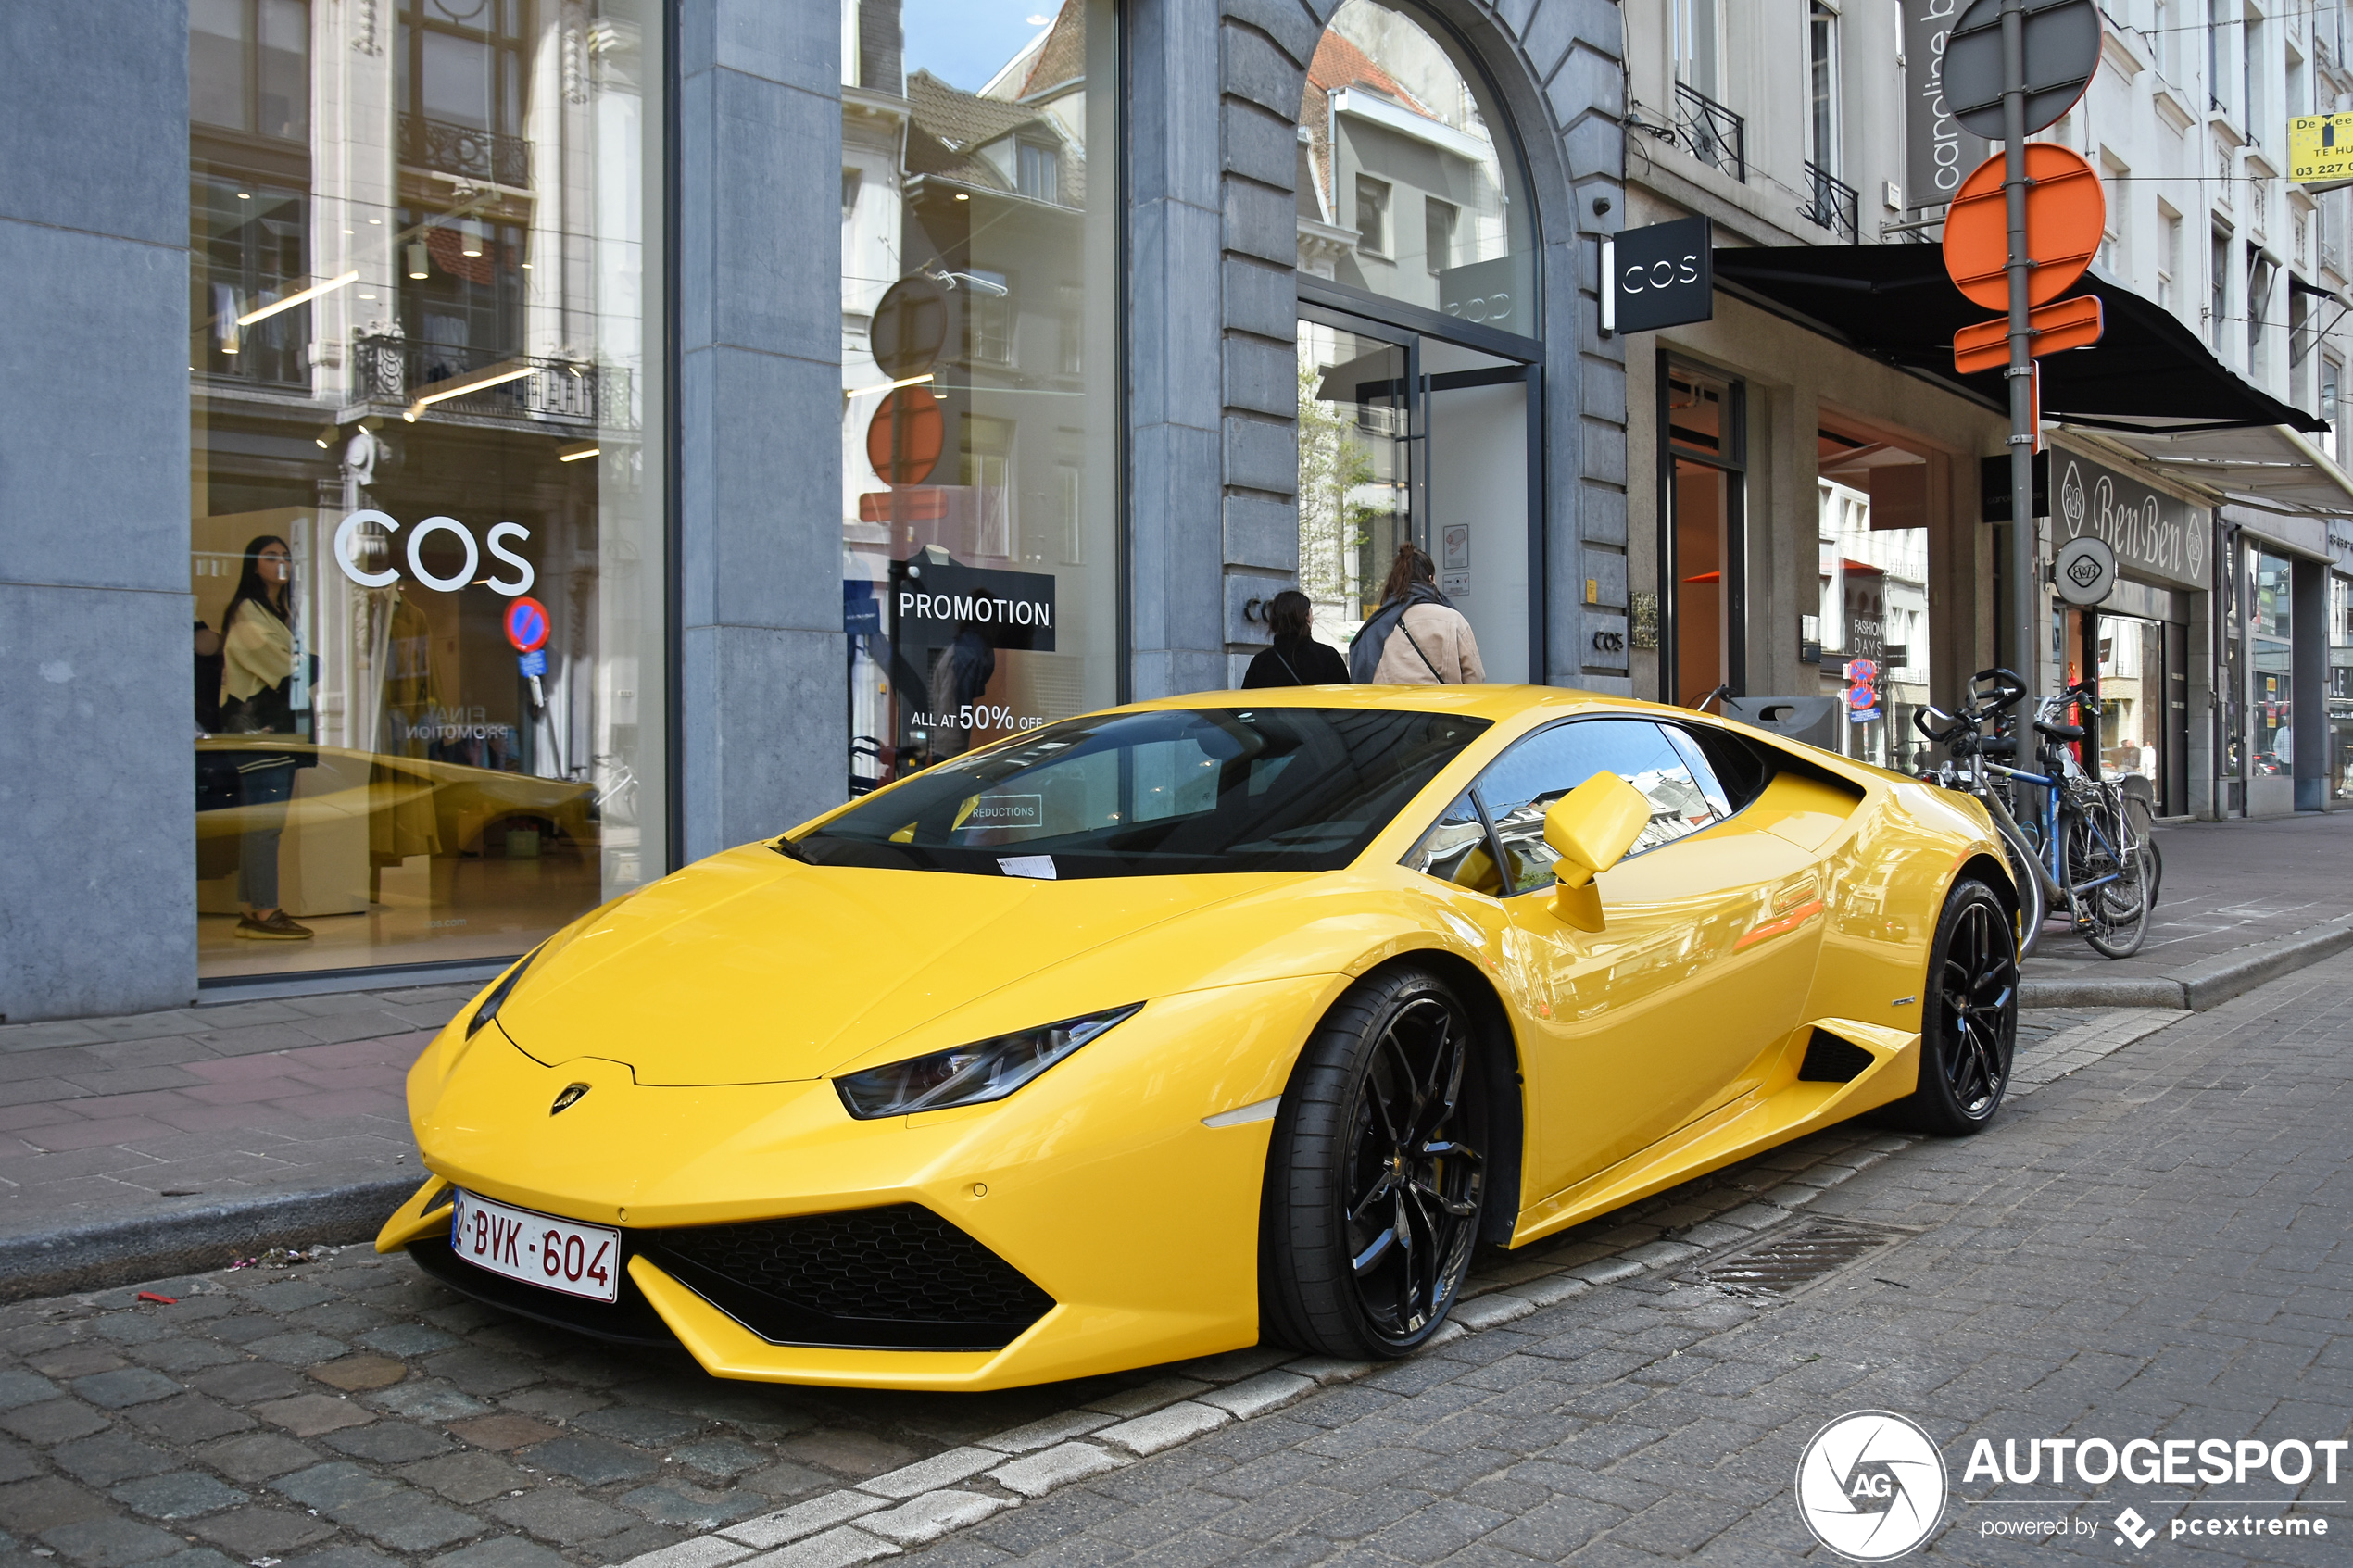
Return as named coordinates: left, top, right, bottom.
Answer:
left=1797, top=1029, right=1876, bottom=1083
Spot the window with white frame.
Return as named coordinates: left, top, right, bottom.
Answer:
left=1808, top=2, right=1839, bottom=176
left=1673, top=0, right=1721, bottom=101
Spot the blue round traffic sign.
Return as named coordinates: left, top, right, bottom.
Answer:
left=504, top=596, right=549, bottom=654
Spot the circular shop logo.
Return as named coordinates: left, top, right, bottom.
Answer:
left=1794, top=1411, right=1948, bottom=1561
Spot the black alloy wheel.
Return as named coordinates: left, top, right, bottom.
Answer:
left=1260, top=965, right=1487, bottom=1358
left=1894, top=878, right=2017, bottom=1135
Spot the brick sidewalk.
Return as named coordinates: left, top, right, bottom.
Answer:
left=0, top=988, right=469, bottom=1241
left=2021, top=809, right=2353, bottom=985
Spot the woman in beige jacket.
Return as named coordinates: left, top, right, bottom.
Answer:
left=1347, top=542, right=1484, bottom=684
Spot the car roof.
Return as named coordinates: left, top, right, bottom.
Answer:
left=1119, top=684, right=1680, bottom=725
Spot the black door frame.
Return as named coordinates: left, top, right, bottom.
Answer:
left=1657, top=352, right=1748, bottom=705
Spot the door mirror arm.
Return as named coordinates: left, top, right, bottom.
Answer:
left=1541, top=771, right=1653, bottom=933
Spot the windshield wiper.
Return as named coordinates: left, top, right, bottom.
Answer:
left=769, top=836, right=813, bottom=864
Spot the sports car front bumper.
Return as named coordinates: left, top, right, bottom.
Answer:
left=377, top=974, right=1344, bottom=1390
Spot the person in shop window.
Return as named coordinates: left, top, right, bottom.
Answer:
left=217, top=535, right=313, bottom=941
left=1348, top=542, right=1484, bottom=684
left=1242, top=590, right=1348, bottom=687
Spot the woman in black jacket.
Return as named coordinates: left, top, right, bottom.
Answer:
left=1241, top=590, right=1350, bottom=687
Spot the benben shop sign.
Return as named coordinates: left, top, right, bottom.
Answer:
left=2055, top=452, right=2209, bottom=592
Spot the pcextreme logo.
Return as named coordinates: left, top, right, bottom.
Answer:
left=1795, top=1411, right=1948, bottom=1561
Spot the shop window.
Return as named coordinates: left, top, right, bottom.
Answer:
left=842, top=1, right=1119, bottom=792
left=2251, top=546, right=2295, bottom=777
left=188, top=0, right=666, bottom=980
left=2330, top=574, right=2352, bottom=801
left=1815, top=420, right=1936, bottom=771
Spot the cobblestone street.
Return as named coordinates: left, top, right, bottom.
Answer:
left=0, top=960, right=2347, bottom=1568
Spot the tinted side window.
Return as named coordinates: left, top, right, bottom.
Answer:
left=1472, top=719, right=1717, bottom=892
left=1667, top=721, right=1774, bottom=812
left=1403, top=789, right=1504, bottom=896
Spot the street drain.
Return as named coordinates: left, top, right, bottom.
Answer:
left=1683, top=1218, right=1917, bottom=1297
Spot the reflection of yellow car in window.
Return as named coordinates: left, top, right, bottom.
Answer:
left=195, top=737, right=598, bottom=878
left=376, top=686, right=2019, bottom=1392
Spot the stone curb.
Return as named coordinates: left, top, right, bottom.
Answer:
left=2018, top=911, right=2353, bottom=1011
left=0, top=1174, right=418, bottom=1302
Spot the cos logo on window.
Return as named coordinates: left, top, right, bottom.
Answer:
left=333, top=508, right=535, bottom=596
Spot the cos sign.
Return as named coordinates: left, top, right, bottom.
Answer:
left=333, top=508, right=535, bottom=596
left=1600, top=215, right=1715, bottom=334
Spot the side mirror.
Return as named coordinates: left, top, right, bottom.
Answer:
left=1541, top=771, right=1652, bottom=932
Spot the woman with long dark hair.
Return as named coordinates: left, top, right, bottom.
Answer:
left=217, top=535, right=312, bottom=940
left=1346, top=541, right=1484, bottom=684
left=1241, top=590, right=1349, bottom=687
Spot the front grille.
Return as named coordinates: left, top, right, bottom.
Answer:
left=407, top=1234, right=678, bottom=1348
left=642, top=1204, right=1055, bottom=1352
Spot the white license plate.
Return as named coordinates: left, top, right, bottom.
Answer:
left=448, top=1189, right=621, bottom=1303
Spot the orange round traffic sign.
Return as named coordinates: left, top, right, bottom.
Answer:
left=865, top=383, right=943, bottom=486
left=1941, top=144, right=2106, bottom=311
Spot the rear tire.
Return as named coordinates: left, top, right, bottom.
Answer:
left=1893, top=879, right=2016, bottom=1135
left=1259, top=965, right=1487, bottom=1359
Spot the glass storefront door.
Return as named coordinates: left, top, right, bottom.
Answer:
left=190, top=0, right=664, bottom=980
left=1666, top=365, right=1743, bottom=708
left=1295, top=308, right=1536, bottom=680
left=2096, top=614, right=2169, bottom=791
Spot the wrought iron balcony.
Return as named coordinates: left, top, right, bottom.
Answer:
left=1672, top=82, right=1745, bottom=183
left=1802, top=162, right=1860, bottom=243
left=399, top=113, right=531, bottom=187
left=351, top=334, right=634, bottom=430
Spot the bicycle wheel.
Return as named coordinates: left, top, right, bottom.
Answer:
left=2066, top=799, right=2147, bottom=959
left=1996, top=828, right=2045, bottom=960
left=2128, top=797, right=2163, bottom=909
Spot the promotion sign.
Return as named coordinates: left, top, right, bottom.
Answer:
left=887, top=556, right=1058, bottom=652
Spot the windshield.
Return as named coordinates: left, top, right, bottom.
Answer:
left=795, top=707, right=1491, bottom=878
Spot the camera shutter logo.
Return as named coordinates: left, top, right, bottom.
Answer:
left=1794, top=1411, right=1948, bottom=1560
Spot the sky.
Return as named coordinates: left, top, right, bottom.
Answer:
left=900, top=1, right=1052, bottom=94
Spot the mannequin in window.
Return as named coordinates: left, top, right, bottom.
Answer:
left=1242, top=589, right=1348, bottom=687
left=219, top=535, right=312, bottom=941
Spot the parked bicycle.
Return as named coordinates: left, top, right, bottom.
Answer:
left=1913, top=669, right=2156, bottom=960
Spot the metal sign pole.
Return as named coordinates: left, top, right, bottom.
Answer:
left=2002, top=0, right=2038, bottom=692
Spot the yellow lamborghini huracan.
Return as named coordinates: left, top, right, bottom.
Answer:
left=378, top=686, right=2020, bottom=1390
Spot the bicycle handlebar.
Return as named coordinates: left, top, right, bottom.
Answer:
left=1968, top=668, right=2028, bottom=713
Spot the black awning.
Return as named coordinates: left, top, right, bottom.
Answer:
left=1709, top=245, right=2326, bottom=434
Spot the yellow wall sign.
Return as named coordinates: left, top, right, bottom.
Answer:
left=2288, top=113, right=2353, bottom=186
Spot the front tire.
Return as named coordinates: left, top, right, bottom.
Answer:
left=1260, top=965, right=1487, bottom=1359
left=1894, top=878, right=2017, bottom=1135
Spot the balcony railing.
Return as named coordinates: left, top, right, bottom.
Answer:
left=352, top=334, right=634, bottom=430
left=1673, top=81, right=1746, bottom=183
left=398, top=113, right=531, bottom=187
left=1802, top=162, right=1860, bottom=243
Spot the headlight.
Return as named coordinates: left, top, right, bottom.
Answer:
left=834, top=1004, right=1142, bottom=1120
left=467, top=947, right=540, bottom=1038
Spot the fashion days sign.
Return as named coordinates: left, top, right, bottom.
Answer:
left=1795, top=1409, right=2343, bottom=1558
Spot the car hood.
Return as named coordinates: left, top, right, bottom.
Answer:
left=486, top=845, right=1293, bottom=1085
